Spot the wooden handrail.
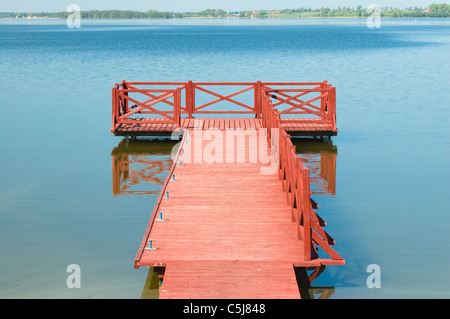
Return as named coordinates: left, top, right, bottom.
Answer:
left=112, top=81, right=336, bottom=129
left=112, top=84, right=182, bottom=127
left=192, top=83, right=256, bottom=114
left=259, top=87, right=342, bottom=263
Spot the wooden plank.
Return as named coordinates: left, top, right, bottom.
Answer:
left=154, top=118, right=163, bottom=131
left=228, top=118, right=235, bottom=129
left=212, top=118, right=218, bottom=129
left=244, top=118, right=250, bottom=130
left=236, top=118, right=242, bottom=129
left=160, top=261, right=301, bottom=299
left=184, top=118, right=191, bottom=129
left=147, top=118, right=157, bottom=131
left=238, top=118, right=246, bottom=130
left=205, top=118, right=212, bottom=130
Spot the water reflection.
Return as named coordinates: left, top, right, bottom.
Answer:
left=292, top=138, right=337, bottom=196
left=293, top=138, right=340, bottom=299
left=111, top=137, right=337, bottom=197
left=111, top=138, right=177, bottom=196
left=111, top=138, right=172, bottom=299
left=295, top=266, right=335, bottom=299
left=141, top=267, right=165, bottom=299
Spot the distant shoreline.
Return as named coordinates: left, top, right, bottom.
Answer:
left=2, top=16, right=450, bottom=20
left=1, top=5, right=450, bottom=19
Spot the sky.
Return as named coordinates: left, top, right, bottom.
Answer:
left=1, top=0, right=434, bottom=12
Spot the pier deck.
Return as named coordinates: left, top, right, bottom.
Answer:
left=113, top=117, right=336, bottom=137
left=138, top=134, right=302, bottom=298
left=133, top=128, right=344, bottom=298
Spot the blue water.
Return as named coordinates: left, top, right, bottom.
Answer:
left=0, top=18, right=449, bottom=298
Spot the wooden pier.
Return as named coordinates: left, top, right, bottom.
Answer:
left=111, top=81, right=343, bottom=299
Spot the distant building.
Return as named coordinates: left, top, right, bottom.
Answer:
left=424, top=8, right=431, bottom=12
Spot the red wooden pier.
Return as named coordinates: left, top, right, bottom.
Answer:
left=111, top=81, right=343, bottom=299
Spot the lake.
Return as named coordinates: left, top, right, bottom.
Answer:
left=0, top=17, right=449, bottom=299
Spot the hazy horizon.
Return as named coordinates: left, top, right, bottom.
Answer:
left=1, top=0, right=436, bottom=12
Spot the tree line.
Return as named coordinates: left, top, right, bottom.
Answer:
left=281, top=4, right=449, bottom=17
left=1, top=4, right=449, bottom=19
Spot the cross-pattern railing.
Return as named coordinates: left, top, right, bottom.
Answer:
left=191, top=82, right=257, bottom=115
left=111, top=81, right=337, bottom=133
left=263, top=81, right=336, bottom=128
left=112, top=81, right=183, bottom=130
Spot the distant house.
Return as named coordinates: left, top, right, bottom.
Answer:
left=424, top=8, right=431, bottom=12
left=271, top=11, right=280, bottom=14
left=251, top=11, right=258, bottom=17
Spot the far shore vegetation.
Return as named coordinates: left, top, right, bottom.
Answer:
left=1, top=3, right=449, bottom=19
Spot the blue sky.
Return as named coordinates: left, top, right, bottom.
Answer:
left=2, top=0, right=434, bottom=12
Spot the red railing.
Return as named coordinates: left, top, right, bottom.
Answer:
left=263, top=81, right=336, bottom=130
left=111, top=81, right=337, bottom=132
left=191, top=82, right=257, bottom=115
left=261, top=92, right=343, bottom=264
left=111, top=81, right=184, bottom=131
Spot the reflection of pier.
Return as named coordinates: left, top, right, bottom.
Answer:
left=111, top=139, right=176, bottom=196
left=294, top=266, right=335, bottom=299
left=293, top=138, right=337, bottom=196
left=111, top=137, right=337, bottom=198
left=141, top=265, right=335, bottom=299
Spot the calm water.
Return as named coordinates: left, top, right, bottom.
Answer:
left=0, top=18, right=449, bottom=299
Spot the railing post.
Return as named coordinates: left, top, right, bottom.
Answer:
left=175, top=88, right=181, bottom=127
left=121, top=80, right=128, bottom=114
left=255, top=81, right=262, bottom=118
left=187, top=80, right=194, bottom=118
left=111, top=86, right=118, bottom=133
left=331, top=86, right=337, bottom=131
left=296, top=157, right=302, bottom=226
left=303, top=169, right=312, bottom=261
left=185, top=81, right=190, bottom=118
left=320, top=81, right=327, bottom=117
